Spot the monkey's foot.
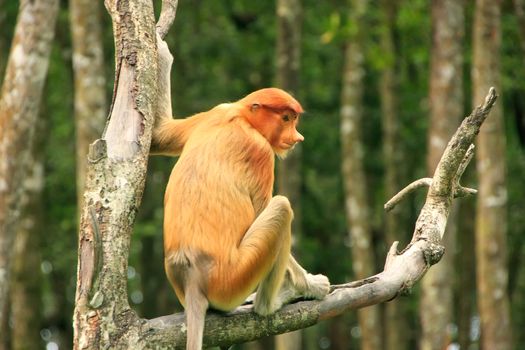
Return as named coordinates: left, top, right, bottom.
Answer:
left=273, top=272, right=330, bottom=309
left=252, top=273, right=330, bottom=315
left=301, top=273, right=330, bottom=300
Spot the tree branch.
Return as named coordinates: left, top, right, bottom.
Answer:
left=384, top=178, right=432, bottom=212
left=130, top=88, right=498, bottom=348
left=156, top=0, right=178, bottom=39
left=385, top=88, right=497, bottom=212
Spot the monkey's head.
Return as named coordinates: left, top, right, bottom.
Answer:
left=240, top=88, right=304, bottom=158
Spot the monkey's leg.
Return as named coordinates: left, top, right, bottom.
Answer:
left=243, top=196, right=293, bottom=315
left=242, top=253, right=330, bottom=307
left=249, top=196, right=293, bottom=315
left=206, top=195, right=293, bottom=315
left=238, top=199, right=330, bottom=312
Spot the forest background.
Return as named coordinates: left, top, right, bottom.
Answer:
left=0, top=0, right=524, bottom=349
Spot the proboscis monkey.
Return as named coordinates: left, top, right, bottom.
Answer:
left=152, top=38, right=330, bottom=350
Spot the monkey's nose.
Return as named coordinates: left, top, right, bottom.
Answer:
left=294, top=131, right=304, bottom=143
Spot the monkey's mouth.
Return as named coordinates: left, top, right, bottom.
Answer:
left=280, top=142, right=296, bottom=150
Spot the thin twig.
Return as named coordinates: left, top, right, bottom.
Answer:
left=455, top=144, right=475, bottom=181
left=452, top=144, right=477, bottom=197
left=454, top=187, right=477, bottom=198
left=384, top=178, right=432, bottom=212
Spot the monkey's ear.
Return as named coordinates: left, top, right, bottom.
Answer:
left=250, top=103, right=261, bottom=112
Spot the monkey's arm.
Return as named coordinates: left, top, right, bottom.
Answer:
left=150, top=114, right=209, bottom=156
left=150, top=34, right=190, bottom=156
left=150, top=35, right=178, bottom=155
left=154, top=35, right=174, bottom=121
left=151, top=36, right=222, bottom=156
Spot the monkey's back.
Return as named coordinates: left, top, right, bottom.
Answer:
left=163, top=115, right=274, bottom=293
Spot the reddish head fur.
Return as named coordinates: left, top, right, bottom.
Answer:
left=239, top=88, right=304, bottom=114
left=238, top=88, right=304, bottom=157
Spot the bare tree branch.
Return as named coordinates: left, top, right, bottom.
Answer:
left=156, top=0, right=178, bottom=39
left=131, top=88, right=499, bottom=349
left=385, top=146, right=477, bottom=212
left=384, top=178, right=432, bottom=212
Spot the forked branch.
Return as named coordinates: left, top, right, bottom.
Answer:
left=137, top=57, right=498, bottom=347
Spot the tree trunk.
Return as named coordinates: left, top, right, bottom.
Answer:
left=0, top=0, right=7, bottom=86
left=340, top=1, right=382, bottom=349
left=420, top=1, right=464, bottom=349
left=513, top=0, right=525, bottom=67
left=379, top=1, right=410, bottom=349
left=456, top=187, right=476, bottom=350
left=0, top=0, right=59, bottom=345
left=10, top=115, right=46, bottom=350
left=275, top=1, right=303, bottom=349
left=72, top=0, right=160, bottom=347
left=69, top=0, right=107, bottom=212
left=473, top=1, right=513, bottom=349
left=275, top=0, right=303, bottom=237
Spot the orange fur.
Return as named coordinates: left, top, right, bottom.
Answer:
left=156, top=88, right=308, bottom=349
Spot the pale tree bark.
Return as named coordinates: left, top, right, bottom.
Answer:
left=72, top=0, right=180, bottom=348
left=10, top=115, right=45, bottom=350
left=473, top=0, right=513, bottom=349
left=379, top=1, right=410, bottom=349
left=420, top=1, right=464, bottom=349
left=340, top=1, right=383, bottom=349
left=275, top=0, right=302, bottom=241
left=274, top=0, right=303, bottom=349
left=0, top=0, right=59, bottom=345
left=69, top=0, right=107, bottom=212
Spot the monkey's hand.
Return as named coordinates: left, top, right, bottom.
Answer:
left=156, top=33, right=174, bottom=71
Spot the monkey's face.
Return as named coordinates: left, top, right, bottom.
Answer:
left=250, top=106, right=304, bottom=158
left=273, top=111, right=304, bottom=156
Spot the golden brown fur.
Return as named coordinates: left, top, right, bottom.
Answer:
left=152, top=88, right=329, bottom=350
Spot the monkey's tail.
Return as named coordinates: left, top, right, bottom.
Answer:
left=185, top=277, right=209, bottom=350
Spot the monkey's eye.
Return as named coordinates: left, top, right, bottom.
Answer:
left=282, top=114, right=291, bottom=122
